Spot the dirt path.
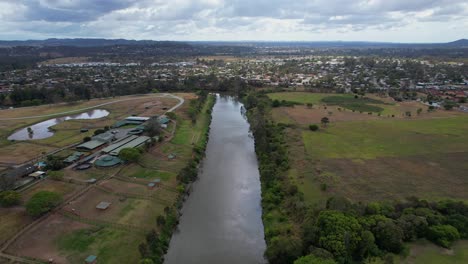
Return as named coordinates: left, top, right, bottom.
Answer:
left=0, top=93, right=184, bottom=121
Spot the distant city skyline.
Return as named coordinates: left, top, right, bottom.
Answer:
left=0, top=0, right=467, bottom=42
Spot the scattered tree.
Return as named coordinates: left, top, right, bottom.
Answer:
left=309, top=124, right=319, bottom=131
left=26, top=191, right=62, bottom=217
left=321, top=117, right=330, bottom=127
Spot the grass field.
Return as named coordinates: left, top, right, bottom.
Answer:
left=396, top=240, right=468, bottom=264
left=269, top=91, right=468, bottom=262
left=268, top=92, right=330, bottom=105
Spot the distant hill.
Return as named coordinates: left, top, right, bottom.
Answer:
left=444, top=39, right=468, bottom=47
left=0, top=38, right=178, bottom=47
left=0, top=38, right=467, bottom=48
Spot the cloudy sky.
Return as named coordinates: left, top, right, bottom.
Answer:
left=0, top=0, right=467, bottom=42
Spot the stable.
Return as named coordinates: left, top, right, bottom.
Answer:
left=101, top=135, right=150, bottom=156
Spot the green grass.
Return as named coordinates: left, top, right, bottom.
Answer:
left=267, top=92, right=391, bottom=113
left=125, top=165, right=175, bottom=180
left=268, top=92, right=330, bottom=105
left=57, top=227, right=143, bottom=264
left=321, top=95, right=386, bottom=113
left=56, top=229, right=96, bottom=252
left=395, top=240, right=468, bottom=264
left=302, top=116, right=468, bottom=159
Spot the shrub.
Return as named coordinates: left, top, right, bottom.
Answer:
left=0, top=191, right=21, bottom=207
left=83, top=136, right=91, bottom=142
left=26, top=191, right=62, bottom=217
left=309, top=124, right=319, bottom=131
left=427, top=225, right=460, bottom=248
left=119, top=148, right=142, bottom=163
left=93, top=129, right=106, bottom=135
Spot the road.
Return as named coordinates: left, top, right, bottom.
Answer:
left=0, top=93, right=184, bottom=121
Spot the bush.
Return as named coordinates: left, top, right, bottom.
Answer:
left=119, top=148, right=142, bottom=163
left=83, top=136, right=91, bottom=142
left=93, top=129, right=106, bottom=135
left=427, top=225, right=460, bottom=248
left=26, top=191, right=62, bottom=217
left=0, top=191, right=21, bottom=207
left=309, top=124, right=319, bottom=131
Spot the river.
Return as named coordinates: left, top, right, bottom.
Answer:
left=164, top=95, right=267, bottom=264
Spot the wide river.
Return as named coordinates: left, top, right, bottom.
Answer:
left=165, top=95, right=267, bottom=264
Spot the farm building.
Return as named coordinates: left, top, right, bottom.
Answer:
left=125, top=116, right=150, bottom=122
left=28, top=171, right=46, bottom=179
left=76, top=131, right=116, bottom=151
left=101, top=135, right=150, bottom=156
left=6, top=163, right=35, bottom=179
left=94, top=156, right=122, bottom=167
left=111, top=116, right=150, bottom=128
left=76, top=140, right=107, bottom=151
left=158, top=116, right=170, bottom=125
left=64, top=152, right=84, bottom=164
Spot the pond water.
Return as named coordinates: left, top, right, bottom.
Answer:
left=7, top=109, right=110, bottom=140
left=164, top=95, right=267, bottom=264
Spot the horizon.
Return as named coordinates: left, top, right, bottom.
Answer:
left=0, top=37, right=467, bottom=44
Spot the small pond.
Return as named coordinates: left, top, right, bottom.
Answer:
left=7, top=109, right=110, bottom=141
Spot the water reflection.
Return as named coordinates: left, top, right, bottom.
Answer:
left=8, top=109, right=109, bottom=140
left=164, top=95, right=267, bottom=264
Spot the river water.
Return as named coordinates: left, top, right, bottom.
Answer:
left=165, top=95, right=267, bottom=264
left=7, top=109, right=109, bottom=140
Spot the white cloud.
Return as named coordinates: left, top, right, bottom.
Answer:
left=0, top=0, right=466, bottom=42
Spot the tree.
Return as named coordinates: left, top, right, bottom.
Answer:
left=321, top=117, right=330, bottom=127
left=443, top=101, right=456, bottom=110
left=417, top=108, right=423, bottom=115
left=294, top=255, right=337, bottom=264
left=145, top=118, right=162, bottom=137
left=46, top=155, right=65, bottom=171
left=265, top=235, right=303, bottom=264
left=427, top=225, right=460, bottom=248
left=316, top=210, right=363, bottom=260
left=119, top=148, right=142, bottom=163
left=309, top=124, right=319, bottom=131
left=0, top=191, right=21, bottom=207
left=26, top=191, right=62, bottom=217
left=272, top=99, right=281, bottom=107
left=372, top=218, right=404, bottom=253
left=307, top=103, right=313, bottom=109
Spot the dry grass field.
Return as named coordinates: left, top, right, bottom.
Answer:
left=268, top=92, right=468, bottom=205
